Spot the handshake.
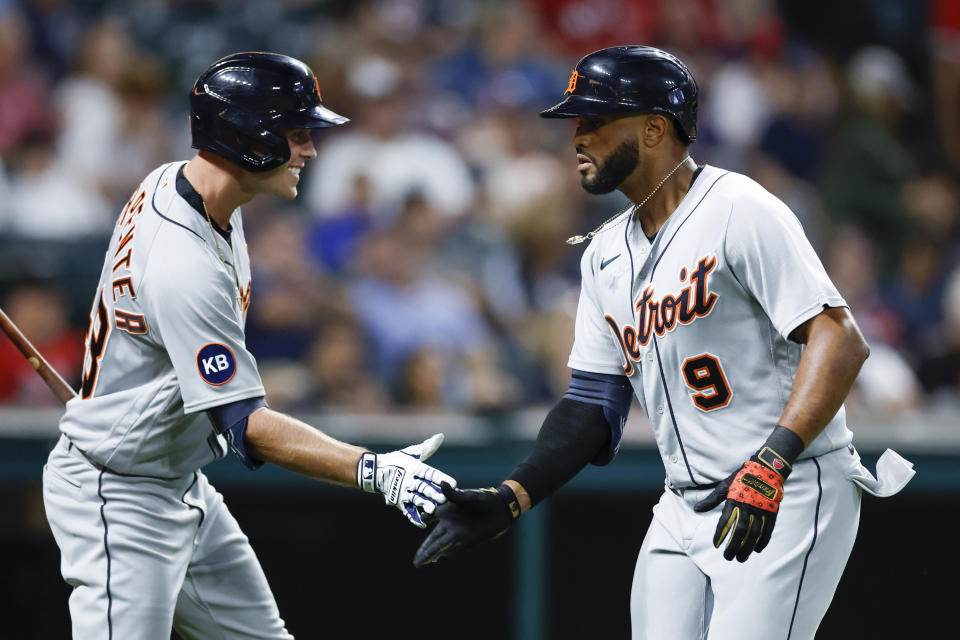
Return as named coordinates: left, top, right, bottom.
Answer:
left=360, top=434, right=520, bottom=566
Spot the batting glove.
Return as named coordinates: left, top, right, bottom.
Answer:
left=693, top=425, right=804, bottom=562
left=413, top=482, right=521, bottom=567
left=357, top=433, right=457, bottom=528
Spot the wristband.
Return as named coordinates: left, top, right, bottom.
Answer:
left=497, top=484, right=521, bottom=521
left=756, top=425, right=805, bottom=480
left=357, top=451, right=377, bottom=493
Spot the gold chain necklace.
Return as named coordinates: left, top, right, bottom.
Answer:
left=566, top=155, right=691, bottom=245
left=202, top=202, right=244, bottom=310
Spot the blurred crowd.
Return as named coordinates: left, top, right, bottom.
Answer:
left=2, top=0, right=960, bottom=420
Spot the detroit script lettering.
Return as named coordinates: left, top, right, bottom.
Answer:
left=605, top=255, right=719, bottom=375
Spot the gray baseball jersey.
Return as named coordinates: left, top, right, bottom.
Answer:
left=569, top=165, right=852, bottom=487
left=59, top=161, right=264, bottom=477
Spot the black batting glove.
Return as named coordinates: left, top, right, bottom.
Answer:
left=693, top=425, right=804, bottom=562
left=413, top=482, right=520, bottom=568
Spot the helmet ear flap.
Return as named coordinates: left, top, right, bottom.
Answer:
left=215, top=108, right=290, bottom=170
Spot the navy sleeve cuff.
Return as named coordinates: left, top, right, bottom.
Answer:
left=207, top=396, right=268, bottom=470
left=207, top=396, right=268, bottom=433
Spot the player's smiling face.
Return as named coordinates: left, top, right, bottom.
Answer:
left=573, top=114, right=641, bottom=194
left=248, top=129, right=317, bottom=200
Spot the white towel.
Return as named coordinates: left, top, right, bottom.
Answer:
left=850, top=449, right=916, bottom=497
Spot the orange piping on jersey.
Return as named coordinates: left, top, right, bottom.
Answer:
left=114, top=225, right=136, bottom=258
left=112, top=248, right=132, bottom=273
left=111, top=277, right=136, bottom=302
left=603, top=315, right=635, bottom=376
left=681, top=352, right=733, bottom=411
left=114, top=308, right=147, bottom=335
left=657, top=294, right=678, bottom=332
left=239, top=280, right=252, bottom=316
left=622, top=324, right=641, bottom=360
left=605, top=254, right=720, bottom=370
left=80, top=289, right=112, bottom=399
left=113, top=188, right=146, bottom=273
left=632, top=255, right=718, bottom=346
left=117, top=188, right=146, bottom=229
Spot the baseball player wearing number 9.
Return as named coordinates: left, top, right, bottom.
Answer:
left=42, top=52, right=456, bottom=640
left=414, top=46, right=915, bottom=639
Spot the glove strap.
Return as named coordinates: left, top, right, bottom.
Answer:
left=497, top=484, right=522, bottom=521
left=357, top=452, right=377, bottom=493
left=754, top=425, right=805, bottom=480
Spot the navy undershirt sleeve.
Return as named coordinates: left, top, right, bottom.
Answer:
left=506, top=398, right=610, bottom=506
left=207, top=396, right=268, bottom=470
left=507, top=372, right=634, bottom=506
left=563, top=370, right=633, bottom=465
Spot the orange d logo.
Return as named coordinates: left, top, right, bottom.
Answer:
left=564, top=69, right=579, bottom=95
left=313, top=75, right=323, bottom=100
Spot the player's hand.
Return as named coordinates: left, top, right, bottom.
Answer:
left=694, top=435, right=798, bottom=562
left=413, top=483, right=521, bottom=567
left=357, top=433, right=457, bottom=528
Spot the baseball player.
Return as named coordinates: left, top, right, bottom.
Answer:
left=414, top=46, right=915, bottom=639
left=42, top=52, right=456, bottom=640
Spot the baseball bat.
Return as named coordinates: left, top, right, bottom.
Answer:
left=0, top=306, right=78, bottom=406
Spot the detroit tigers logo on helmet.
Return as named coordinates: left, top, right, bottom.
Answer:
left=196, top=343, right=237, bottom=385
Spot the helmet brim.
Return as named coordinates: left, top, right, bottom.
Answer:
left=282, top=104, right=350, bottom=129
left=539, top=95, right=633, bottom=119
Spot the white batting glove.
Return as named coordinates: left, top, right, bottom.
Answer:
left=357, top=433, right=457, bottom=528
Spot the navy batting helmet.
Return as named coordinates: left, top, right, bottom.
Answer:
left=190, top=52, right=348, bottom=172
left=540, top=46, right=698, bottom=144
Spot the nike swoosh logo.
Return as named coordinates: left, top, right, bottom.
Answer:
left=600, top=254, right=622, bottom=270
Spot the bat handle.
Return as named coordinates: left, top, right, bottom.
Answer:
left=0, top=307, right=78, bottom=406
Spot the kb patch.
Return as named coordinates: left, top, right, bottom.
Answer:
left=196, top=343, right=236, bottom=385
